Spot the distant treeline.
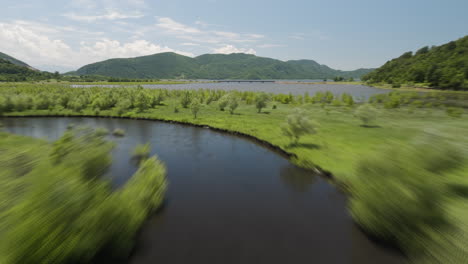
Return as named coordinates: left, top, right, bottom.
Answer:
left=363, top=35, right=468, bottom=90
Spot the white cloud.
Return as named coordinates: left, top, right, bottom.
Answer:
left=156, top=17, right=201, bottom=34
left=257, top=44, right=285, bottom=48
left=156, top=17, right=264, bottom=45
left=289, top=31, right=329, bottom=41
left=80, top=39, right=194, bottom=60
left=246, top=34, right=265, bottom=39
left=0, top=21, right=192, bottom=71
left=212, top=45, right=256, bottom=55
left=181, top=42, right=200, bottom=46
left=64, top=10, right=144, bottom=22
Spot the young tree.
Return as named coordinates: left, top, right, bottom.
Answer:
left=255, top=93, right=269, bottom=113
left=228, top=95, right=239, bottom=114
left=218, top=95, right=229, bottom=111
left=190, top=98, right=201, bottom=119
left=180, top=91, right=192, bottom=108
left=355, top=104, right=378, bottom=127
left=281, top=109, right=317, bottom=145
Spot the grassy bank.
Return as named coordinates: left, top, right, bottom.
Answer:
left=0, top=128, right=167, bottom=264
left=1, top=83, right=468, bottom=262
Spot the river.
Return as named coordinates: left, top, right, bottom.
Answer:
left=1, top=117, right=403, bottom=264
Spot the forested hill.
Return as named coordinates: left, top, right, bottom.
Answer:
left=0, top=58, right=55, bottom=82
left=363, top=35, right=468, bottom=90
left=69, top=52, right=373, bottom=80
left=0, top=52, right=32, bottom=68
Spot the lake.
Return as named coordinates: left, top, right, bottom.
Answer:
left=1, top=117, right=403, bottom=264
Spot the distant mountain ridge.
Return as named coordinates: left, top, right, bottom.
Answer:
left=69, top=52, right=373, bottom=80
left=0, top=52, right=54, bottom=81
left=0, top=52, right=36, bottom=70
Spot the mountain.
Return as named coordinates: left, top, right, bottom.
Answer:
left=0, top=52, right=34, bottom=69
left=0, top=53, right=54, bottom=81
left=69, top=52, right=373, bottom=80
left=363, top=35, right=468, bottom=90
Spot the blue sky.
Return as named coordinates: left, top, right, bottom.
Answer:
left=0, top=0, right=467, bottom=72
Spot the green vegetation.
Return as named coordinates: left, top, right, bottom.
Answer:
left=113, top=128, right=125, bottom=137
left=281, top=108, right=317, bottom=145
left=0, top=52, right=31, bottom=68
left=354, top=104, right=378, bottom=127
left=350, top=135, right=464, bottom=257
left=0, top=128, right=167, bottom=263
left=363, top=35, right=468, bottom=90
left=69, top=52, right=373, bottom=80
left=132, top=143, right=151, bottom=162
left=0, top=59, right=56, bottom=82
left=1, top=83, right=468, bottom=263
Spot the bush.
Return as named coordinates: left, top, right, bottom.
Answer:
left=354, top=104, right=378, bottom=127
left=0, top=130, right=168, bottom=264
left=228, top=95, right=239, bottom=115
left=218, top=95, right=229, bottom=111
left=281, top=109, right=317, bottom=145
left=349, top=135, right=464, bottom=255
left=190, top=98, right=201, bottom=119
left=255, top=93, right=269, bottom=113
left=180, top=91, right=192, bottom=108
left=446, top=107, right=463, bottom=118
left=113, top=128, right=125, bottom=137
left=132, top=143, right=151, bottom=162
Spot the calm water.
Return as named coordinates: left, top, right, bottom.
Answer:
left=1, top=117, right=402, bottom=264
left=72, top=83, right=389, bottom=99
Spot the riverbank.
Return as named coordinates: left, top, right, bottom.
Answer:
left=364, top=82, right=468, bottom=94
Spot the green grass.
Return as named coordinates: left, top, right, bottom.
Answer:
left=0, top=129, right=167, bottom=264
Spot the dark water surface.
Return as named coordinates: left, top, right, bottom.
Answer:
left=1, top=117, right=403, bottom=264
left=72, top=83, right=389, bottom=99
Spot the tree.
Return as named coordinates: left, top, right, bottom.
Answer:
left=218, top=95, right=229, bottom=111
left=135, top=92, right=149, bottom=112
left=281, top=109, right=317, bottom=145
left=190, top=98, right=201, bottom=119
left=180, top=91, right=192, bottom=108
left=228, top=95, right=239, bottom=114
left=255, top=93, right=269, bottom=113
left=355, top=104, right=378, bottom=127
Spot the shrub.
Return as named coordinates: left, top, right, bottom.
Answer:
left=350, top=135, right=464, bottom=255
left=255, top=93, right=269, bottom=113
left=190, top=98, right=201, bottom=119
left=1, top=131, right=167, bottom=264
left=113, top=128, right=125, bottom=137
left=218, top=95, right=229, bottom=111
left=132, top=143, right=151, bottom=162
left=355, top=104, right=378, bottom=127
left=281, top=109, right=317, bottom=145
left=180, top=91, right=192, bottom=108
left=228, top=95, right=239, bottom=115
left=446, top=107, right=463, bottom=118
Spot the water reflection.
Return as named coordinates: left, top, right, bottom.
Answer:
left=280, top=165, right=317, bottom=192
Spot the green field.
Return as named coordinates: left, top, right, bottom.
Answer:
left=1, top=83, right=468, bottom=263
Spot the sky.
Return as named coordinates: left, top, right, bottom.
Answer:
left=0, top=0, right=467, bottom=72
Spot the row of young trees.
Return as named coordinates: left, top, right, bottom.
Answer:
left=0, top=85, right=359, bottom=117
